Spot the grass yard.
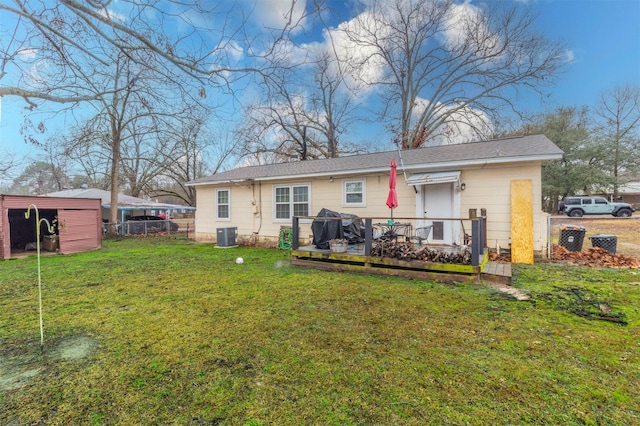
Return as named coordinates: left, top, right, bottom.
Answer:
left=1, top=235, right=639, bottom=425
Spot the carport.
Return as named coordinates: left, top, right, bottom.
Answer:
left=45, top=188, right=195, bottom=233
left=0, top=195, right=102, bottom=259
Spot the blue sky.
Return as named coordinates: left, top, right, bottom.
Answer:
left=1, top=0, right=639, bottom=175
left=524, top=0, right=640, bottom=112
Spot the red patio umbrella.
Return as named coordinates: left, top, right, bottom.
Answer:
left=386, top=159, right=398, bottom=219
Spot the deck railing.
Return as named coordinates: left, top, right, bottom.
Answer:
left=291, top=216, right=486, bottom=266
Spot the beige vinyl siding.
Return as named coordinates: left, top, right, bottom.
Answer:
left=194, top=172, right=420, bottom=245
left=193, top=161, right=550, bottom=252
left=459, top=161, right=547, bottom=252
left=194, top=184, right=255, bottom=243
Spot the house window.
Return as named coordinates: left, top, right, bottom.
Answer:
left=216, top=188, right=230, bottom=220
left=343, top=179, right=366, bottom=207
left=274, top=184, right=310, bottom=220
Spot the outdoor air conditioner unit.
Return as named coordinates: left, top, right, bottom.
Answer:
left=216, top=227, right=238, bottom=248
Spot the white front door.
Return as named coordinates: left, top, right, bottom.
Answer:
left=417, top=183, right=460, bottom=244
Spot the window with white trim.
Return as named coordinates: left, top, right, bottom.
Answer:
left=274, top=184, right=310, bottom=220
left=216, top=188, right=230, bottom=220
left=343, top=179, right=366, bottom=207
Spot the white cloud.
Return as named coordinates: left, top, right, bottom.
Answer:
left=330, top=12, right=386, bottom=87
left=254, top=0, right=308, bottom=34
left=225, top=40, right=244, bottom=62
left=26, top=60, right=50, bottom=86
left=413, top=97, right=494, bottom=145
left=17, top=48, right=37, bottom=60
left=564, top=49, right=576, bottom=64
left=441, top=1, right=503, bottom=59
left=98, top=8, right=127, bottom=23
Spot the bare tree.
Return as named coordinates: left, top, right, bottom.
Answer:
left=8, top=161, right=68, bottom=195
left=149, top=114, right=237, bottom=206
left=337, top=0, right=567, bottom=148
left=0, top=151, right=19, bottom=184
left=0, top=0, right=306, bottom=105
left=593, top=84, right=640, bottom=198
left=1, top=0, right=307, bottom=230
left=63, top=123, right=113, bottom=189
left=41, top=39, right=200, bottom=232
left=240, top=49, right=363, bottom=162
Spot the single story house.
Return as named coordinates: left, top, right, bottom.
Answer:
left=618, top=182, right=640, bottom=208
left=186, top=134, right=563, bottom=256
left=0, top=194, right=102, bottom=259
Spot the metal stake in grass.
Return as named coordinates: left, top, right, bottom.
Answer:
left=25, top=204, right=55, bottom=349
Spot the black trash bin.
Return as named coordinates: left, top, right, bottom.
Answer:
left=589, top=234, right=617, bottom=254
left=559, top=224, right=586, bottom=252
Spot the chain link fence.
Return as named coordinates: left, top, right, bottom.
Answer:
left=102, top=219, right=194, bottom=237
left=548, top=215, right=640, bottom=259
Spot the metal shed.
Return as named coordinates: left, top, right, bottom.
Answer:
left=0, top=194, right=102, bottom=259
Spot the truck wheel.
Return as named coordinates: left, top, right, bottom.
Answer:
left=569, top=210, right=583, bottom=217
left=616, top=209, right=632, bottom=218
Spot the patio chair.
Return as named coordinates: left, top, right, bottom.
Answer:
left=407, top=225, right=433, bottom=246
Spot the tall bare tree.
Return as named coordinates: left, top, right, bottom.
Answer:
left=337, top=0, right=567, bottom=148
left=593, top=84, right=640, bottom=198
left=63, top=123, right=113, bottom=189
left=150, top=114, right=237, bottom=206
left=1, top=0, right=307, bottom=230
left=240, top=49, right=363, bottom=162
left=0, top=1, right=306, bottom=104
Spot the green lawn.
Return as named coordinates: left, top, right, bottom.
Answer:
left=1, top=235, right=639, bottom=425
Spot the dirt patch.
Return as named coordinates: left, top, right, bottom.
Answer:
left=49, top=334, right=98, bottom=361
left=486, top=281, right=531, bottom=301
left=536, top=286, right=628, bottom=325
left=0, top=334, right=98, bottom=391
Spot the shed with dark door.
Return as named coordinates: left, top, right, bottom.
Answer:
left=0, top=194, right=102, bottom=259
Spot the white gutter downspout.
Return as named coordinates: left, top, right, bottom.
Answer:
left=396, top=142, right=417, bottom=193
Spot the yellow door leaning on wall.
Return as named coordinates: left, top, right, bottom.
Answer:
left=511, top=180, right=534, bottom=264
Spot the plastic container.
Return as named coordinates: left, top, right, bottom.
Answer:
left=589, top=234, right=617, bottom=254
left=559, top=224, right=586, bottom=252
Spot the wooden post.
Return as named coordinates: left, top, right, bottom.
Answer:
left=471, top=219, right=481, bottom=266
left=292, top=217, right=299, bottom=250
left=364, top=218, right=372, bottom=256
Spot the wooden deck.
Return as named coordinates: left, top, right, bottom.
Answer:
left=291, top=245, right=510, bottom=284
left=481, top=261, right=512, bottom=285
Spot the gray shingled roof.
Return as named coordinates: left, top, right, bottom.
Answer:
left=187, top=134, right=562, bottom=186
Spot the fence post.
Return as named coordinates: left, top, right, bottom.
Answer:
left=471, top=219, right=481, bottom=266
left=547, top=214, right=552, bottom=259
left=364, top=218, right=372, bottom=256
left=292, top=217, right=299, bottom=250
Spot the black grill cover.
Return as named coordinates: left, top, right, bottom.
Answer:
left=311, top=208, right=364, bottom=249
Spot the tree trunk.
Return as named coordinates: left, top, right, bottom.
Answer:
left=108, top=126, right=121, bottom=236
